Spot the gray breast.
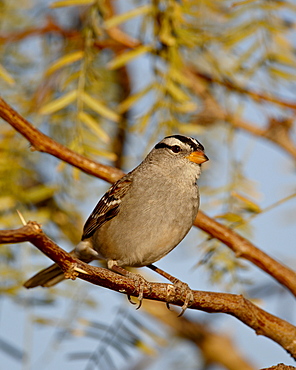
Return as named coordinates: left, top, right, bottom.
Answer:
left=91, top=170, right=199, bottom=267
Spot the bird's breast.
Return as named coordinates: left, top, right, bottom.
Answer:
left=91, top=175, right=199, bottom=267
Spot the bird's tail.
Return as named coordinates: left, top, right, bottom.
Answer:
left=24, top=263, right=66, bottom=288
left=24, top=241, right=97, bottom=289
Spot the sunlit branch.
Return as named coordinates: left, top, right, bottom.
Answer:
left=184, top=68, right=296, bottom=161
left=188, top=67, right=296, bottom=111
left=2, top=17, right=295, bottom=160
left=1, top=222, right=296, bottom=359
left=0, top=96, right=296, bottom=298
left=0, top=97, right=124, bottom=183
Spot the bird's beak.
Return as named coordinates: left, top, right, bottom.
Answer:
left=187, top=150, right=209, bottom=164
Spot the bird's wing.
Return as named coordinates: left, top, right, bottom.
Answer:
left=82, top=177, right=133, bottom=240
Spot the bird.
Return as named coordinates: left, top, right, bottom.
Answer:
left=24, top=135, right=208, bottom=314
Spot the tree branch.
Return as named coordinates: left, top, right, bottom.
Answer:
left=183, top=67, right=296, bottom=161
left=0, top=96, right=296, bottom=298
left=0, top=16, right=79, bottom=44
left=188, top=67, right=296, bottom=111
left=194, top=212, right=296, bottom=297
left=2, top=15, right=295, bottom=159
left=0, top=97, right=124, bottom=183
left=1, top=222, right=296, bottom=359
left=261, top=365, right=296, bottom=370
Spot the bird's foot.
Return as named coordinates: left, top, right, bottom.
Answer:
left=126, top=272, right=152, bottom=309
left=166, top=279, right=194, bottom=317
left=107, top=261, right=152, bottom=310
left=63, top=263, right=79, bottom=281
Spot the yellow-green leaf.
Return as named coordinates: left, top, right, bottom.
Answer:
left=73, top=166, right=80, bottom=181
left=104, top=5, right=152, bottom=29
left=33, top=317, right=56, bottom=326
left=231, top=0, right=258, bottom=7
left=136, top=341, right=157, bottom=356
left=169, top=68, right=194, bottom=88
left=269, top=67, right=296, bottom=81
left=78, top=111, right=110, bottom=143
left=132, top=111, right=151, bottom=133
left=232, top=191, right=262, bottom=213
left=81, top=92, right=120, bottom=122
left=118, top=83, right=155, bottom=113
left=159, top=17, right=176, bottom=46
left=22, top=185, right=57, bottom=204
left=232, top=40, right=260, bottom=73
left=107, top=45, right=153, bottom=70
left=216, top=212, right=244, bottom=223
left=0, top=64, right=15, bottom=85
left=272, top=52, right=295, bottom=67
left=45, top=51, right=84, bottom=76
left=165, top=80, right=190, bottom=102
left=0, top=196, right=16, bottom=212
left=170, top=101, right=197, bottom=113
left=39, top=90, right=77, bottom=115
left=50, top=0, right=94, bottom=7
left=62, top=70, right=81, bottom=88
left=223, top=21, right=260, bottom=48
left=86, top=145, right=117, bottom=161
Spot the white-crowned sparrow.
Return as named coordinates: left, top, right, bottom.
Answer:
left=24, top=135, right=208, bottom=312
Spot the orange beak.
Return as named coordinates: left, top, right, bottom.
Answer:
left=187, top=150, right=209, bottom=164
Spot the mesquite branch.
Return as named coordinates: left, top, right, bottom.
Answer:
left=0, top=96, right=295, bottom=297
left=1, top=21, right=296, bottom=159
left=1, top=96, right=296, bottom=359
left=1, top=222, right=296, bottom=359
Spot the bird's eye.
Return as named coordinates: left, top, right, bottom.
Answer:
left=171, top=145, right=181, bottom=153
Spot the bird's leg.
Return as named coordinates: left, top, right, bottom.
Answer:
left=147, top=264, right=194, bottom=316
left=107, top=260, right=151, bottom=309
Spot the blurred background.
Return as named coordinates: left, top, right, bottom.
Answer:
left=0, top=0, right=296, bottom=369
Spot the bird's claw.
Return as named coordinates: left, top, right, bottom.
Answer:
left=126, top=273, right=151, bottom=309
left=165, top=281, right=194, bottom=317
left=63, top=263, right=79, bottom=281
left=178, top=288, right=194, bottom=317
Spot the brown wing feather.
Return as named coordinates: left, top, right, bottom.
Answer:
left=82, top=177, right=132, bottom=240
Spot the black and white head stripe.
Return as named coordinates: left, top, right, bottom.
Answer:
left=155, top=135, right=204, bottom=152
